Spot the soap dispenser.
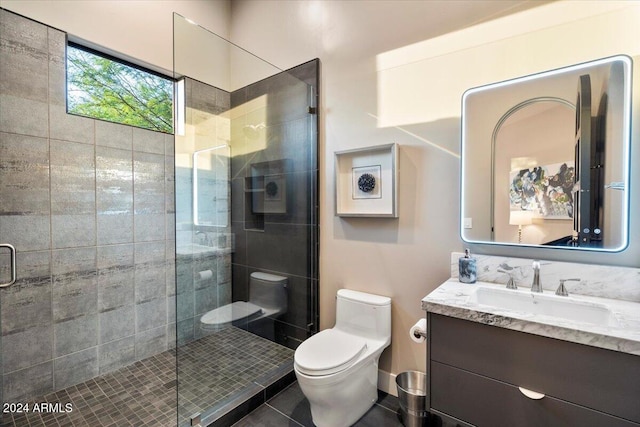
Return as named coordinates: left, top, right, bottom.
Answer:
left=459, top=249, right=477, bottom=284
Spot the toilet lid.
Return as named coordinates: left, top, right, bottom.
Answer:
left=201, top=301, right=263, bottom=325
left=294, top=329, right=367, bottom=376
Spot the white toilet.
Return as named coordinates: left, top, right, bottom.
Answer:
left=294, top=289, right=391, bottom=427
left=200, top=272, right=287, bottom=334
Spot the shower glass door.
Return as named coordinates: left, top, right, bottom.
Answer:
left=174, top=14, right=319, bottom=427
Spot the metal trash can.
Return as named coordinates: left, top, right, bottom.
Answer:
left=396, top=371, right=428, bottom=427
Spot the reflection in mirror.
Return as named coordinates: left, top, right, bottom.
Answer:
left=462, top=55, right=632, bottom=252
left=193, top=144, right=230, bottom=227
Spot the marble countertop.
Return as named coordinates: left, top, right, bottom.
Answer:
left=422, top=279, right=640, bottom=356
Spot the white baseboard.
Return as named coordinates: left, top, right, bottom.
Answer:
left=377, top=369, right=397, bottom=397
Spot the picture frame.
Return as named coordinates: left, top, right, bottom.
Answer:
left=335, top=143, right=398, bottom=217
left=250, top=173, right=288, bottom=214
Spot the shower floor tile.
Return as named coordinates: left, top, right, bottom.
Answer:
left=0, top=350, right=176, bottom=427
left=1, top=327, right=293, bottom=427
left=177, top=327, right=294, bottom=426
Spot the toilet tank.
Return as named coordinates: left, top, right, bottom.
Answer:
left=335, top=289, right=391, bottom=343
left=249, top=272, right=288, bottom=311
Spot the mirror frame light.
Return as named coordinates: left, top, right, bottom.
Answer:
left=460, top=55, right=633, bottom=253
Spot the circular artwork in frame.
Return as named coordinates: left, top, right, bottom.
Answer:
left=352, top=165, right=382, bottom=199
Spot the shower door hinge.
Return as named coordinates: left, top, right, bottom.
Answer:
left=308, top=106, right=317, bottom=114
left=190, top=413, right=202, bottom=426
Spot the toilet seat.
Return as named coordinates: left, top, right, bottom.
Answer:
left=200, top=301, right=263, bottom=329
left=294, top=329, right=367, bottom=376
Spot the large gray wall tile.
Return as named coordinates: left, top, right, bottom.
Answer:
left=49, top=106, right=94, bottom=144
left=50, top=139, right=95, bottom=214
left=166, top=322, right=176, bottom=349
left=0, top=94, right=48, bottom=137
left=134, top=213, right=165, bottom=242
left=0, top=132, right=50, bottom=216
left=97, top=214, right=133, bottom=245
left=0, top=10, right=48, bottom=102
left=2, top=325, right=52, bottom=373
left=52, top=247, right=97, bottom=322
left=165, top=134, right=175, bottom=156
left=51, top=214, right=96, bottom=248
left=134, top=152, right=165, bottom=206
left=135, top=325, right=166, bottom=360
left=96, top=119, right=133, bottom=149
left=50, top=139, right=97, bottom=247
left=167, top=295, right=176, bottom=324
left=53, top=347, right=98, bottom=390
left=134, top=151, right=165, bottom=242
left=136, top=298, right=166, bottom=333
left=97, top=244, right=134, bottom=311
left=2, top=361, right=53, bottom=402
left=0, top=214, right=50, bottom=252
left=99, top=305, right=134, bottom=343
left=54, top=314, right=98, bottom=357
left=47, top=27, right=66, bottom=107
left=166, top=258, right=176, bottom=298
left=96, top=146, right=133, bottom=213
left=133, top=127, right=165, bottom=154
left=135, top=240, right=166, bottom=264
left=98, top=336, right=135, bottom=374
left=0, top=251, right=51, bottom=335
left=176, top=318, right=194, bottom=345
left=135, top=241, right=166, bottom=303
left=96, top=145, right=134, bottom=244
left=176, top=290, right=195, bottom=322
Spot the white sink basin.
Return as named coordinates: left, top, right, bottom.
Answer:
left=468, top=286, right=618, bottom=327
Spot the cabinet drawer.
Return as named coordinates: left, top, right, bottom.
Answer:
left=429, top=313, right=640, bottom=422
left=431, top=361, right=639, bottom=427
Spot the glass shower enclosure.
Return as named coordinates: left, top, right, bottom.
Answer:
left=173, top=14, right=319, bottom=426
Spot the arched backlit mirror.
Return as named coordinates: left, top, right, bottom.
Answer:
left=461, top=55, right=632, bottom=252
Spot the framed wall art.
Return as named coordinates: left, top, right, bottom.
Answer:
left=335, top=143, right=398, bottom=217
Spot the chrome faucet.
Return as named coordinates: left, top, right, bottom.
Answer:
left=555, top=278, right=580, bottom=297
left=498, top=269, right=517, bottom=290
left=531, top=260, right=542, bottom=293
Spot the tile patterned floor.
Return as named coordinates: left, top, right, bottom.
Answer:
left=232, top=382, right=404, bottom=427
left=177, top=327, right=293, bottom=425
left=1, top=327, right=293, bottom=427
left=0, top=351, right=176, bottom=427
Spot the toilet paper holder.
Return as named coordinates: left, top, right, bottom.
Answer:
left=412, top=329, right=426, bottom=339
left=409, top=318, right=427, bottom=343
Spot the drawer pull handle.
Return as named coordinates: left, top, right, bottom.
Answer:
left=519, top=387, right=545, bottom=400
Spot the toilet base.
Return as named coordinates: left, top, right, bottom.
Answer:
left=296, top=357, right=379, bottom=427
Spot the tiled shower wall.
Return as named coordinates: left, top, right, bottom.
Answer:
left=0, top=10, right=176, bottom=402
left=230, top=60, right=319, bottom=349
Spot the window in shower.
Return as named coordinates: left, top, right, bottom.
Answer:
left=66, top=42, right=174, bottom=133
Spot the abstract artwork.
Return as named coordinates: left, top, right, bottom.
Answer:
left=334, top=143, right=398, bottom=217
left=352, top=165, right=382, bottom=199
left=509, top=161, right=575, bottom=219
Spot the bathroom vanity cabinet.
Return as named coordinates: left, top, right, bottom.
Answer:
left=426, top=313, right=640, bottom=427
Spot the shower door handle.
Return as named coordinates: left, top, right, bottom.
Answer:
left=0, top=243, right=17, bottom=288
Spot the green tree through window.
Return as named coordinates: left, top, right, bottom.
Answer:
left=67, top=44, right=174, bottom=134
